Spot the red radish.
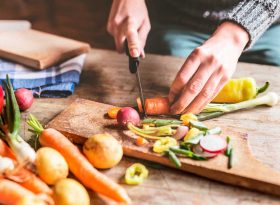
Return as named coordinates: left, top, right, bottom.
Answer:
left=0, top=86, right=3, bottom=114
left=117, top=107, right=140, bottom=127
left=200, top=135, right=227, bottom=153
left=15, top=88, right=34, bottom=111
left=173, top=126, right=189, bottom=140
left=193, top=144, right=218, bottom=158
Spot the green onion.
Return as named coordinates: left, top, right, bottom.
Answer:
left=189, top=120, right=208, bottom=131
left=206, top=127, right=222, bottom=135
left=165, top=150, right=181, bottom=168
left=200, top=92, right=278, bottom=120
left=142, top=119, right=182, bottom=127
left=228, top=148, right=234, bottom=169
left=170, top=146, right=206, bottom=161
left=0, top=75, right=36, bottom=167
left=225, top=136, right=233, bottom=169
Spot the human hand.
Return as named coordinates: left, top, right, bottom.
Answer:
left=169, top=22, right=249, bottom=114
left=107, top=0, right=150, bottom=58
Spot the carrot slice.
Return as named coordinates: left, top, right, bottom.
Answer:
left=137, top=97, right=170, bottom=115
left=108, top=107, right=121, bottom=119
left=136, top=136, right=148, bottom=146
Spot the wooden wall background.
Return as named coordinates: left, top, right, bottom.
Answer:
left=0, top=0, right=115, bottom=49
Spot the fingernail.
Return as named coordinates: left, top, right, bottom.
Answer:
left=131, top=48, right=139, bottom=57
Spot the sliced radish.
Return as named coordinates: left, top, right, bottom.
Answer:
left=173, top=126, right=189, bottom=140
left=200, top=135, right=227, bottom=153
left=193, top=145, right=218, bottom=158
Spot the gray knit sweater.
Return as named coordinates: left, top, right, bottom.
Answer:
left=151, top=0, right=280, bottom=46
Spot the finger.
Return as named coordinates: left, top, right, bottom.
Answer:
left=170, top=60, right=216, bottom=114
left=183, top=70, right=223, bottom=114
left=138, top=19, right=151, bottom=56
left=107, top=0, right=120, bottom=34
left=114, top=29, right=126, bottom=53
left=125, top=21, right=141, bottom=57
left=168, top=50, right=202, bottom=104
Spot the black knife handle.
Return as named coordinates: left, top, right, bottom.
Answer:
left=125, top=40, right=139, bottom=74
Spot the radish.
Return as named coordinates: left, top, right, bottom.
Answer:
left=193, top=144, right=218, bottom=158
left=172, top=126, right=189, bottom=140
left=15, top=88, right=34, bottom=111
left=0, top=86, right=3, bottom=114
left=117, top=107, right=141, bottom=127
left=200, top=135, right=227, bottom=153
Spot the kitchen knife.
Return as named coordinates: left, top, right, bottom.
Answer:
left=125, top=40, right=147, bottom=117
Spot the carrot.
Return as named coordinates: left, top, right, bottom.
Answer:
left=0, top=139, right=52, bottom=195
left=0, top=139, right=16, bottom=160
left=135, top=136, right=148, bottom=146
left=137, top=97, right=170, bottom=115
left=0, top=179, right=34, bottom=205
left=108, top=107, right=121, bottom=119
left=27, top=115, right=131, bottom=204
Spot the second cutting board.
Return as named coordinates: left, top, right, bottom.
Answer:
left=0, top=29, right=90, bottom=69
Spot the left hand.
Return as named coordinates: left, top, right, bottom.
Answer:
left=169, top=22, right=249, bottom=114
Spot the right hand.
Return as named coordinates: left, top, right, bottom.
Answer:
left=107, top=0, right=151, bottom=58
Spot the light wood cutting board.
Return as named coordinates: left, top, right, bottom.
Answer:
left=47, top=98, right=280, bottom=197
left=0, top=29, right=90, bottom=69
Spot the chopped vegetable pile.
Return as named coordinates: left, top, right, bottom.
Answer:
left=126, top=113, right=231, bottom=168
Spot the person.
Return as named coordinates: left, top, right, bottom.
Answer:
left=107, top=0, right=280, bottom=114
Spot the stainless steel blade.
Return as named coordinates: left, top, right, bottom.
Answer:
left=136, top=69, right=147, bottom=117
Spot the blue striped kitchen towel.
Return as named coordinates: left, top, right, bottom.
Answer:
left=0, top=54, right=86, bottom=98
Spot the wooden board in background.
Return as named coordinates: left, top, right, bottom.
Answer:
left=47, top=98, right=280, bottom=197
left=0, top=29, right=90, bottom=69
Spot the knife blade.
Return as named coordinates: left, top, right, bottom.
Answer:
left=125, top=40, right=147, bottom=117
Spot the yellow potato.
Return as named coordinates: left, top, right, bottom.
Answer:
left=35, top=147, right=68, bottom=185
left=53, top=178, right=90, bottom=205
left=83, top=133, right=123, bottom=169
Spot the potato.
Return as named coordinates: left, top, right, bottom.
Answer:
left=35, top=147, right=68, bottom=185
left=53, top=179, right=90, bottom=205
left=83, top=133, right=123, bottom=169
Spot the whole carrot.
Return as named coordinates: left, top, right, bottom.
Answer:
left=27, top=115, right=131, bottom=204
left=0, top=179, right=34, bottom=205
left=0, top=139, right=52, bottom=195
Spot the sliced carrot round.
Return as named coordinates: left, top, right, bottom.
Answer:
left=108, top=107, right=121, bottom=119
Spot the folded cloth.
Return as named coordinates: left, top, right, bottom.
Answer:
left=0, top=54, right=86, bottom=98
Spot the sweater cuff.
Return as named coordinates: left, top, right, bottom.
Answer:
left=222, top=0, right=280, bottom=48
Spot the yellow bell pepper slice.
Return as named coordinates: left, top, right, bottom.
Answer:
left=153, top=137, right=178, bottom=153
left=183, top=127, right=203, bottom=142
left=180, top=113, right=198, bottom=126
left=125, top=163, right=149, bottom=185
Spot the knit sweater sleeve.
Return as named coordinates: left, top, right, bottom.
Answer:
left=222, top=0, right=280, bottom=47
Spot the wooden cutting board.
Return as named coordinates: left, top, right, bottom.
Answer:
left=0, top=29, right=90, bottom=69
left=47, top=98, right=280, bottom=197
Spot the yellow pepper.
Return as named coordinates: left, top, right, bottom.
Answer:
left=153, top=137, right=177, bottom=153
left=125, top=163, right=149, bottom=185
left=212, top=77, right=269, bottom=103
left=183, top=128, right=203, bottom=142
left=180, top=113, right=198, bottom=126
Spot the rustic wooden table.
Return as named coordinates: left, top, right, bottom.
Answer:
left=21, top=49, right=280, bottom=205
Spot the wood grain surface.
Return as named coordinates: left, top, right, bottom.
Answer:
left=0, top=29, right=90, bottom=69
left=20, top=49, right=280, bottom=205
